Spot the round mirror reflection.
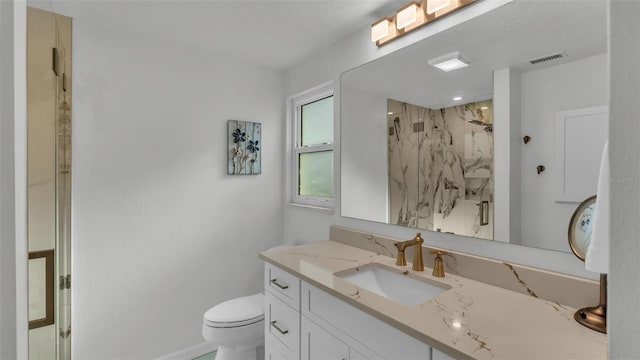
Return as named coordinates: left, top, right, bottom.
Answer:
left=568, top=195, right=596, bottom=262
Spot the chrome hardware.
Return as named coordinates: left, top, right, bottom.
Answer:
left=52, top=47, right=60, bottom=76
left=59, top=274, right=71, bottom=290
left=270, top=321, right=288, bottom=335
left=59, top=326, right=71, bottom=339
left=477, top=201, right=489, bottom=226
left=270, top=279, right=289, bottom=290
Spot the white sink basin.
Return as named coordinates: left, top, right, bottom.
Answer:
left=337, top=264, right=451, bottom=306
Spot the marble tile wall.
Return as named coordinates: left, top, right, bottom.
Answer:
left=329, top=226, right=599, bottom=309
left=387, top=99, right=494, bottom=240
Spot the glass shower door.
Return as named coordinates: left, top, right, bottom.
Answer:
left=27, top=6, right=72, bottom=360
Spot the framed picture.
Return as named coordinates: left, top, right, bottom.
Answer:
left=228, top=120, right=261, bottom=175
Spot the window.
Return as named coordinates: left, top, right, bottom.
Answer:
left=292, top=84, right=334, bottom=208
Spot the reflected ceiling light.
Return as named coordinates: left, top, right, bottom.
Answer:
left=426, top=0, right=451, bottom=14
left=453, top=96, right=463, bottom=101
left=480, top=106, right=489, bottom=110
left=429, top=52, right=470, bottom=72
left=371, top=17, right=392, bottom=42
left=396, top=2, right=421, bottom=29
left=371, top=0, right=477, bottom=46
left=387, top=112, right=394, bottom=115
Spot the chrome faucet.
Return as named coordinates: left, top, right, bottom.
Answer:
left=394, top=233, right=424, bottom=271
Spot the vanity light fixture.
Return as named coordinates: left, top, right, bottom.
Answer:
left=426, top=0, right=451, bottom=14
left=396, top=2, right=424, bottom=30
left=371, top=17, right=393, bottom=42
left=453, top=96, right=462, bottom=101
left=371, top=0, right=478, bottom=46
left=429, top=52, right=471, bottom=72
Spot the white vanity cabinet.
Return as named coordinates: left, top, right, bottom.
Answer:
left=301, top=316, right=350, bottom=360
left=301, top=281, right=432, bottom=360
left=264, top=263, right=439, bottom=360
left=264, top=264, right=301, bottom=360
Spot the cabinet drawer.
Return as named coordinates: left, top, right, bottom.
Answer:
left=265, top=291, right=300, bottom=358
left=302, top=281, right=431, bottom=360
left=265, top=263, right=300, bottom=310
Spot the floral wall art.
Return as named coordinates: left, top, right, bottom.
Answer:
left=228, top=120, right=261, bottom=175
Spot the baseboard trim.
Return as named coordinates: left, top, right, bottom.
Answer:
left=156, top=342, right=216, bottom=360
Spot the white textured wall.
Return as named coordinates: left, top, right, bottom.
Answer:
left=1, top=1, right=28, bottom=358
left=493, top=68, right=521, bottom=245
left=0, top=1, right=17, bottom=358
left=341, top=86, right=388, bottom=223
left=609, top=0, right=640, bottom=356
left=71, top=23, right=284, bottom=358
left=283, top=0, right=595, bottom=279
left=520, top=54, right=608, bottom=252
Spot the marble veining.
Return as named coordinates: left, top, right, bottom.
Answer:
left=329, top=226, right=600, bottom=309
left=362, top=233, right=395, bottom=257
left=502, top=263, right=538, bottom=298
left=260, top=241, right=607, bottom=359
left=387, top=99, right=494, bottom=240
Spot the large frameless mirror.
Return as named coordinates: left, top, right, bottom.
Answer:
left=341, top=0, right=608, bottom=253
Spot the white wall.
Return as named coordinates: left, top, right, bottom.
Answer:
left=71, top=22, right=284, bottom=358
left=520, top=54, right=608, bottom=252
left=282, top=0, right=596, bottom=279
left=0, top=0, right=28, bottom=358
left=493, top=68, right=521, bottom=245
left=341, top=86, right=388, bottom=223
left=609, top=0, right=640, bottom=356
left=0, top=1, right=17, bottom=357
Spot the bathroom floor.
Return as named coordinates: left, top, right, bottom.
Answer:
left=192, top=351, right=216, bottom=360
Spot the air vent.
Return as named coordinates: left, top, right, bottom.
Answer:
left=529, top=52, right=565, bottom=65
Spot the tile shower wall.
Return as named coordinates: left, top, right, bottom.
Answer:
left=387, top=99, right=493, bottom=240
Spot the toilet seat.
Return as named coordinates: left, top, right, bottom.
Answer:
left=203, top=293, right=264, bottom=329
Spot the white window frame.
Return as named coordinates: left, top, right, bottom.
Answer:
left=291, top=83, right=335, bottom=209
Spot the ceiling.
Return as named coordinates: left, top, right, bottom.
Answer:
left=33, top=0, right=403, bottom=70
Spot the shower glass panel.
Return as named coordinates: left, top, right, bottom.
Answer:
left=27, top=6, right=72, bottom=360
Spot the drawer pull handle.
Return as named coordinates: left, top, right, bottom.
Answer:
left=270, top=278, right=289, bottom=290
left=270, top=321, right=289, bottom=335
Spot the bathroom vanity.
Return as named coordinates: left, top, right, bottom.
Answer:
left=260, top=228, right=607, bottom=360
left=264, top=261, right=439, bottom=360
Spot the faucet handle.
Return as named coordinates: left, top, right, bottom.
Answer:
left=430, top=250, right=448, bottom=277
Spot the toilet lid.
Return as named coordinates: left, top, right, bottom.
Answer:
left=204, top=293, right=264, bottom=328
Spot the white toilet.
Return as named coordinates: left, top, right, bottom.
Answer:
left=202, top=293, right=265, bottom=360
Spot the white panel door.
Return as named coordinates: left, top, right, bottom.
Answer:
left=554, top=106, right=608, bottom=202
left=301, top=316, right=350, bottom=360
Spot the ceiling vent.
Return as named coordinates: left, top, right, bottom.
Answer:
left=528, top=52, right=566, bottom=65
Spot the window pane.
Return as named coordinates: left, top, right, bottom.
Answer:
left=301, top=96, right=333, bottom=146
left=299, top=151, right=333, bottom=198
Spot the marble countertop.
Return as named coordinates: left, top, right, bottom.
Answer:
left=259, top=241, right=607, bottom=360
